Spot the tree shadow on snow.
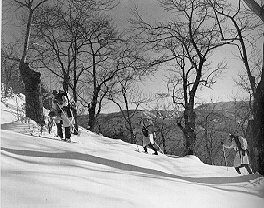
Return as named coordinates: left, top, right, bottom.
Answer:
left=1, top=147, right=263, bottom=198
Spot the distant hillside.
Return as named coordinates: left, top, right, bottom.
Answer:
left=196, top=100, right=250, bottom=112
left=196, top=100, right=251, bottom=121
left=79, top=101, right=251, bottom=130
left=78, top=100, right=251, bottom=164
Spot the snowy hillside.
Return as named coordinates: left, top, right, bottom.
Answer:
left=1, top=95, right=264, bottom=208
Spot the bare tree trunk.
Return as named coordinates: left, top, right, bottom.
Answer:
left=254, top=88, right=264, bottom=174
left=247, top=43, right=264, bottom=174
left=183, top=108, right=196, bottom=155
left=213, top=2, right=264, bottom=174
left=88, top=108, right=96, bottom=131
left=71, top=88, right=79, bottom=134
left=14, top=0, right=48, bottom=125
left=178, top=106, right=196, bottom=155
left=20, top=62, right=44, bottom=125
left=123, top=91, right=136, bottom=144
left=88, top=88, right=99, bottom=131
left=254, top=43, right=264, bottom=174
left=247, top=120, right=258, bottom=172
left=178, top=124, right=194, bottom=155
left=242, top=0, right=264, bottom=22
left=161, top=132, right=167, bottom=154
left=126, top=116, right=135, bottom=144
left=240, top=0, right=264, bottom=175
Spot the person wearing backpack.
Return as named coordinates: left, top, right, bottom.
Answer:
left=49, top=89, right=73, bottom=142
left=48, top=90, right=63, bottom=139
left=141, top=118, right=158, bottom=155
left=222, top=134, right=252, bottom=174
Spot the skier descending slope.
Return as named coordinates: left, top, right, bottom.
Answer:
left=141, top=117, right=158, bottom=155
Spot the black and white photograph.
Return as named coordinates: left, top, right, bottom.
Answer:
left=1, top=0, right=264, bottom=207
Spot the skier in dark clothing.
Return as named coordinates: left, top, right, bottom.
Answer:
left=141, top=118, right=158, bottom=155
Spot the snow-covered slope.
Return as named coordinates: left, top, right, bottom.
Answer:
left=1, top=96, right=264, bottom=208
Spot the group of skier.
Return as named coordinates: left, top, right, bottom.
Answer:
left=48, top=88, right=74, bottom=143
left=140, top=119, right=253, bottom=174
left=140, top=117, right=253, bottom=174
left=48, top=87, right=253, bottom=175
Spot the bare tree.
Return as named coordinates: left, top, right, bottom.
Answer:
left=109, top=79, right=156, bottom=143
left=105, top=36, right=156, bottom=143
left=150, top=104, right=180, bottom=155
left=32, top=0, right=93, bottom=132
left=196, top=103, right=219, bottom=165
left=209, top=0, right=264, bottom=174
left=83, top=25, right=124, bottom=131
left=31, top=0, right=119, bottom=132
left=2, top=0, right=50, bottom=125
left=243, top=0, right=264, bottom=176
left=131, top=0, right=229, bottom=155
left=1, top=43, right=23, bottom=97
left=243, top=0, right=264, bottom=22
left=195, top=101, right=234, bottom=165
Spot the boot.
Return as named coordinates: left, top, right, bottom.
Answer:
left=65, top=127, right=71, bottom=142
left=244, top=164, right=253, bottom=174
left=235, top=167, right=241, bottom=174
left=143, top=146, right=148, bottom=153
left=149, top=143, right=158, bottom=155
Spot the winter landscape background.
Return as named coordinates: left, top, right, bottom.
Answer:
left=1, top=0, right=264, bottom=207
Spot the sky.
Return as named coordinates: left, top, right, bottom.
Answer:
left=100, top=0, right=263, bottom=112
left=110, top=0, right=263, bottom=105
left=1, top=93, right=264, bottom=208
left=1, top=0, right=263, bottom=113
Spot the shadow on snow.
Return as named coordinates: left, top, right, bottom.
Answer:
left=1, top=146, right=262, bottom=198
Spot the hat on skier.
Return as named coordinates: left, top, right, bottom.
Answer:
left=141, top=117, right=153, bottom=127
left=48, top=110, right=56, bottom=117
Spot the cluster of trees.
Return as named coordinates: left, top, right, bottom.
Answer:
left=129, top=0, right=263, bottom=173
left=92, top=100, right=250, bottom=167
left=2, top=0, right=155, bottom=130
left=1, top=0, right=263, bottom=174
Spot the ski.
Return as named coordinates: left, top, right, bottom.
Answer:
left=135, top=149, right=158, bottom=155
left=58, top=138, right=77, bottom=143
left=27, top=133, right=78, bottom=144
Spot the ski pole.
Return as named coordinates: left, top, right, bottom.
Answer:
left=136, top=141, right=140, bottom=152
left=134, top=135, right=140, bottom=152
left=154, top=141, right=164, bottom=155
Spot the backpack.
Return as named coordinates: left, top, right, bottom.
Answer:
left=142, top=126, right=149, bottom=137
left=238, top=136, right=248, bottom=156
left=239, top=136, right=248, bottom=150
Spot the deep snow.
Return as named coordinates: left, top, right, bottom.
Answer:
left=1, top=96, right=264, bottom=208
